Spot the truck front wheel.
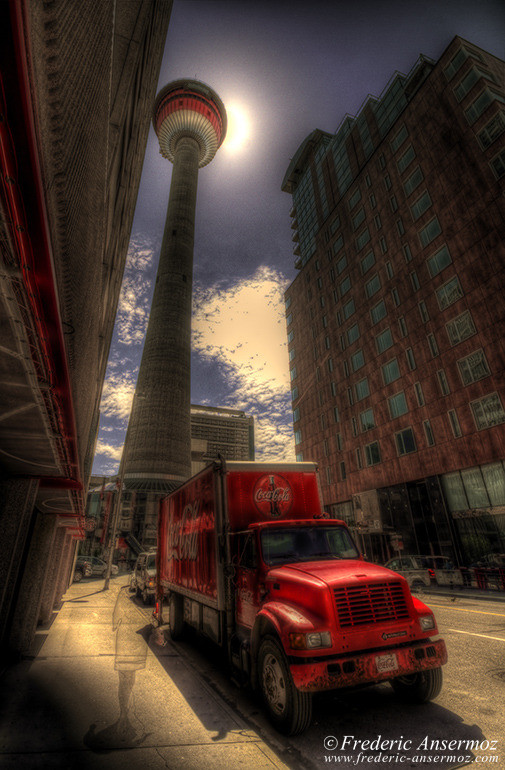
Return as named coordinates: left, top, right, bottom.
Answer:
left=169, top=593, right=186, bottom=641
left=391, top=667, right=443, bottom=702
left=258, top=636, right=312, bottom=735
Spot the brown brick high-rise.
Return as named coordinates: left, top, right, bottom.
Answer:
left=282, top=37, right=505, bottom=566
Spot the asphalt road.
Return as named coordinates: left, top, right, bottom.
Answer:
left=132, top=591, right=505, bottom=770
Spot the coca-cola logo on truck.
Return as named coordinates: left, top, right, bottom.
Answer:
left=253, top=474, right=293, bottom=518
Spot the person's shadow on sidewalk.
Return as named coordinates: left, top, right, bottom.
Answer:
left=83, top=587, right=153, bottom=752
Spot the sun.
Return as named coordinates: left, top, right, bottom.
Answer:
left=224, top=102, right=250, bottom=152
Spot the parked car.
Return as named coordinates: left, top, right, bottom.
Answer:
left=384, top=554, right=454, bottom=589
left=130, top=551, right=157, bottom=604
left=75, top=555, right=118, bottom=580
left=471, top=553, right=505, bottom=568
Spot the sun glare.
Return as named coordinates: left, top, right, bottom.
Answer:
left=224, top=102, right=250, bottom=152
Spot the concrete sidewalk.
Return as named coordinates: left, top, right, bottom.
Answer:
left=0, top=577, right=289, bottom=770
left=413, top=585, right=505, bottom=603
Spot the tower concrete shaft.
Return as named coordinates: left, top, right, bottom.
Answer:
left=122, top=80, right=227, bottom=493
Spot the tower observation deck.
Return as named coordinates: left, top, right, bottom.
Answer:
left=122, top=80, right=227, bottom=493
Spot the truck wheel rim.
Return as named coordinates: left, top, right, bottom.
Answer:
left=262, top=653, right=286, bottom=714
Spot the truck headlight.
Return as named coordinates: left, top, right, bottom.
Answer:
left=289, top=631, right=332, bottom=649
left=420, top=614, right=435, bottom=631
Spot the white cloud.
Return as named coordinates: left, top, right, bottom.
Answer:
left=193, top=266, right=295, bottom=461
left=94, top=439, right=123, bottom=462
left=100, top=370, right=136, bottom=422
left=115, top=236, right=155, bottom=346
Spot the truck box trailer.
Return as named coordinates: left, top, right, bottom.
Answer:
left=156, top=460, right=447, bottom=735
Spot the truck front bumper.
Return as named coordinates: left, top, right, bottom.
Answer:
left=290, top=638, right=447, bottom=693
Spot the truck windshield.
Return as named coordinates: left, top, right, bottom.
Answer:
left=261, top=526, right=359, bottom=565
left=147, top=555, right=156, bottom=570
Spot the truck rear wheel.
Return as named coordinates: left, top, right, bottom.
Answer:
left=391, top=667, right=443, bottom=702
left=169, top=593, right=186, bottom=641
left=258, top=636, right=312, bottom=735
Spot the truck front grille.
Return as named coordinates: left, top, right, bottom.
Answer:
left=334, top=581, right=409, bottom=628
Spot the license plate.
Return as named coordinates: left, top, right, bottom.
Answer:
left=375, top=652, right=398, bottom=673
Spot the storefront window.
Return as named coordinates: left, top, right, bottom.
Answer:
left=460, top=467, right=490, bottom=508
left=481, top=462, right=505, bottom=506
left=441, top=472, right=467, bottom=511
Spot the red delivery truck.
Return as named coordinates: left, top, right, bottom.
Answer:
left=156, top=460, right=447, bottom=735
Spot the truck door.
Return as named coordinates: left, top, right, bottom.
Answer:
left=235, top=532, right=259, bottom=629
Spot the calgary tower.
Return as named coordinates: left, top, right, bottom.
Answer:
left=122, top=80, right=227, bottom=494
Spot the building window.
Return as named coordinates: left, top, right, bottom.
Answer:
left=437, top=369, right=450, bottom=395
left=360, top=407, right=375, bottom=431
left=398, top=316, right=408, bottom=337
left=340, top=276, right=351, bottom=297
left=330, top=215, right=341, bottom=234
left=356, top=228, right=371, bottom=251
left=318, top=389, right=325, bottom=406
left=391, top=124, right=408, bottom=153
left=355, top=377, right=370, bottom=401
left=389, top=391, right=408, bottom=419
left=351, top=349, right=365, bottom=372
left=427, top=245, right=452, bottom=277
left=410, top=271, right=420, bottom=291
left=322, top=315, right=328, bottom=329
left=458, top=349, right=490, bottom=385
left=365, top=441, right=381, bottom=466
left=360, top=250, right=375, bottom=274
left=406, top=347, right=416, bottom=370
left=347, top=323, right=360, bottom=345
left=325, top=465, right=332, bottom=483
left=365, top=174, right=372, bottom=188
left=340, top=461, right=347, bottom=480
left=448, top=409, right=462, bottom=437
left=382, top=358, right=400, bottom=385
left=418, top=301, right=429, bottom=322
left=380, top=237, right=388, bottom=254
left=288, top=330, right=294, bottom=343
left=317, top=276, right=323, bottom=289
left=366, top=274, right=381, bottom=298
left=336, top=432, right=343, bottom=450
left=419, top=217, right=441, bottom=248
left=343, top=298, right=355, bottom=320
left=376, top=327, right=393, bottom=354
left=291, top=386, right=298, bottom=401
left=293, top=407, right=300, bottom=423
left=321, top=413, right=327, bottom=430
left=320, top=296, right=325, bottom=308
left=446, top=310, right=476, bottom=346
left=403, top=166, right=423, bottom=196
left=390, top=194, right=398, bottom=211
left=333, top=406, right=340, bottom=423
left=427, top=333, right=439, bottom=357
left=333, top=235, right=344, bottom=255
left=369, top=193, right=377, bottom=208
left=328, top=357, right=334, bottom=373
left=337, top=253, right=348, bottom=274
left=331, top=381, right=338, bottom=397
left=336, top=310, right=342, bottom=326
left=395, top=427, right=416, bottom=456
left=294, top=430, right=302, bottom=444
left=347, top=387, right=354, bottom=405
left=356, top=447, right=363, bottom=468
left=490, top=148, right=505, bottom=179
left=414, top=381, right=425, bottom=406
left=465, top=88, right=505, bottom=125
left=348, top=188, right=362, bottom=209
left=454, top=65, right=496, bottom=102
left=423, top=420, right=435, bottom=447
left=374, top=214, right=382, bottom=230
left=343, top=359, right=349, bottom=376
left=411, top=190, right=432, bottom=221
left=396, top=218, right=405, bottom=236
left=397, top=145, right=416, bottom=174
left=391, top=287, right=400, bottom=306
left=403, top=244, right=413, bottom=262
left=478, top=111, right=505, bottom=149
left=289, top=348, right=296, bottom=361
left=384, top=175, right=392, bottom=191
left=436, top=276, right=463, bottom=310
left=352, top=207, right=366, bottom=230
left=286, top=312, right=293, bottom=326
left=471, top=393, right=505, bottom=430
left=324, top=336, right=330, bottom=350
left=371, top=300, right=387, bottom=325
left=290, top=366, right=297, bottom=381
left=352, top=417, right=359, bottom=437
left=385, top=261, right=394, bottom=279
left=340, top=335, right=346, bottom=352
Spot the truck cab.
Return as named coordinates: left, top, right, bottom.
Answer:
left=232, top=518, right=446, bottom=734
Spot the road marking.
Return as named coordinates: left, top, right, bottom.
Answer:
left=447, top=628, right=505, bottom=642
left=429, top=603, right=505, bottom=618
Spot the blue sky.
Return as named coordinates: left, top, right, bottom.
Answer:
left=92, top=0, right=505, bottom=475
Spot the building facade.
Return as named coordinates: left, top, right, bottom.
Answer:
left=283, top=37, right=505, bottom=566
left=190, top=404, right=255, bottom=474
